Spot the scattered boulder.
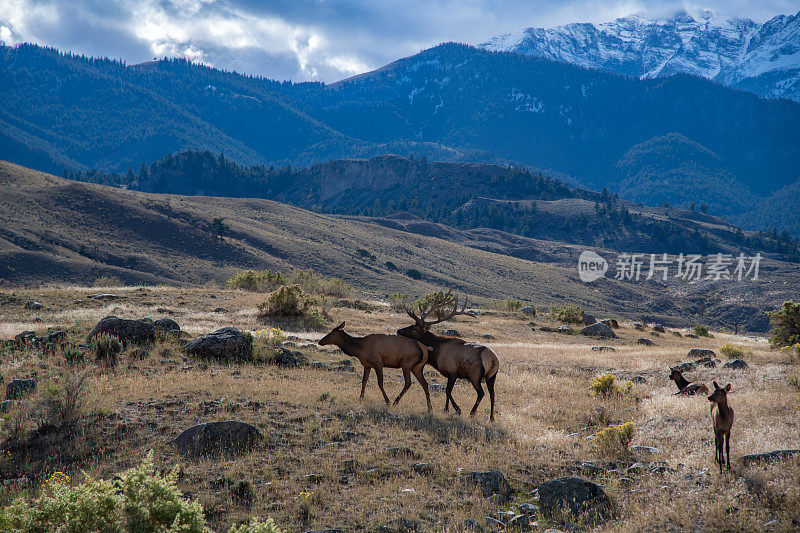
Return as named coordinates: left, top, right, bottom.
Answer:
left=184, top=327, right=252, bottom=362
left=24, top=301, right=43, bottom=310
left=378, top=518, right=419, bottom=533
left=507, top=514, right=531, bottom=530
left=6, top=378, right=36, bottom=400
left=271, top=347, right=308, bottom=368
left=518, top=503, right=537, bottom=515
left=521, top=306, right=536, bottom=317
left=630, top=445, right=661, bottom=456
left=694, top=357, right=717, bottom=368
left=724, top=359, right=749, bottom=370
left=582, top=314, right=596, bottom=326
left=557, top=326, right=574, bottom=335
left=688, top=348, right=716, bottom=358
left=14, top=330, right=36, bottom=345
left=653, top=324, right=665, bottom=332
left=739, top=449, right=800, bottom=466
left=90, top=293, right=120, bottom=300
left=672, top=331, right=683, bottom=337
left=412, top=463, right=434, bottom=475
left=537, top=477, right=612, bottom=524
left=636, top=338, right=655, bottom=346
left=539, top=326, right=557, bottom=332
left=673, top=361, right=694, bottom=372
left=213, top=307, right=227, bottom=313
left=87, top=317, right=155, bottom=345
left=600, top=319, right=619, bottom=329
left=174, top=420, right=261, bottom=457
left=442, top=329, right=460, bottom=337
left=685, top=333, right=699, bottom=339
left=481, top=333, right=496, bottom=340
left=633, top=322, right=645, bottom=331
left=154, top=318, right=180, bottom=333
left=462, top=470, right=512, bottom=500
left=581, top=322, right=615, bottom=338
left=591, top=346, right=615, bottom=352
left=630, top=376, right=647, bottom=384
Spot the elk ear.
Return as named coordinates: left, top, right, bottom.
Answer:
left=713, top=381, right=720, bottom=390
left=336, top=321, right=345, bottom=330
left=724, top=383, right=731, bottom=392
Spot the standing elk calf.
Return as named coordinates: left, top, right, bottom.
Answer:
left=669, top=368, right=709, bottom=396
left=398, top=291, right=499, bottom=421
left=708, top=381, right=735, bottom=473
left=318, top=322, right=432, bottom=411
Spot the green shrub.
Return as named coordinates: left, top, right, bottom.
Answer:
left=33, top=372, right=88, bottom=427
left=225, top=270, right=288, bottom=292
left=0, top=451, right=237, bottom=533
left=594, top=422, right=635, bottom=456
left=406, top=268, right=423, bottom=280
left=504, top=300, right=522, bottom=312
left=768, top=301, right=800, bottom=348
left=92, top=334, right=122, bottom=366
left=257, top=286, right=328, bottom=329
left=590, top=374, right=622, bottom=398
left=779, top=343, right=800, bottom=363
left=228, top=518, right=283, bottom=533
left=387, top=293, right=410, bottom=311
left=720, top=343, right=749, bottom=359
left=385, top=261, right=398, bottom=272
left=290, top=269, right=351, bottom=298
left=693, top=324, right=710, bottom=337
left=551, top=304, right=584, bottom=324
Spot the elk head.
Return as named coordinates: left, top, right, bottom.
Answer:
left=668, top=367, right=682, bottom=382
left=319, top=321, right=346, bottom=346
left=397, top=290, right=474, bottom=344
left=708, top=381, right=731, bottom=403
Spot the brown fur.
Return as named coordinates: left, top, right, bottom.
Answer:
left=397, top=324, right=499, bottom=421
left=319, top=322, right=431, bottom=411
left=708, top=381, right=735, bottom=473
left=669, top=368, right=709, bottom=396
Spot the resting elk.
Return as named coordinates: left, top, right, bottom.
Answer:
left=397, top=291, right=499, bottom=421
left=668, top=368, right=709, bottom=396
left=318, top=322, right=432, bottom=411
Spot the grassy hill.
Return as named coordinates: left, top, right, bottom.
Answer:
left=1, top=161, right=799, bottom=331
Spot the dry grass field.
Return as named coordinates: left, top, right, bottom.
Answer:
left=0, top=285, right=798, bottom=531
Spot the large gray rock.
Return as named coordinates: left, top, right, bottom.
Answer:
left=87, top=317, right=155, bottom=345
left=537, top=477, right=611, bottom=524
left=581, top=314, right=596, bottom=326
left=557, top=326, right=574, bottom=335
left=6, top=378, right=36, bottom=400
left=636, top=338, right=655, bottom=346
left=581, top=322, right=616, bottom=338
left=174, top=420, right=261, bottom=457
left=154, top=318, right=180, bottom=333
left=462, top=470, right=512, bottom=500
left=688, top=348, right=716, bottom=358
left=521, top=306, right=536, bottom=317
left=653, top=324, right=665, bottom=332
left=739, top=449, right=800, bottom=466
left=272, top=347, right=308, bottom=367
left=24, top=301, right=43, bottom=310
left=184, top=327, right=252, bottom=362
left=724, top=359, right=749, bottom=370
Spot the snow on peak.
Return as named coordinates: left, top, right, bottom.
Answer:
left=478, top=11, right=800, bottom=101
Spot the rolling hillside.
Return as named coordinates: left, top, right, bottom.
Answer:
left=1, top=160, right=798, bottom=331
left=2, top=43, right=800, bottom=233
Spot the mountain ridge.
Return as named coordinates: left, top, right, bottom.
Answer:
left=480, top=9, right=800, bottom=101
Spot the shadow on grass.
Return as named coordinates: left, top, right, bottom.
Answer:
left=337, top=405, right=509, bottom=444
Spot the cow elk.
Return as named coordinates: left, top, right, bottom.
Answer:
left=708, top=381, right=734, bottom=473
left=318, top=322, right=432, bottom=411
left=398, top=291, right=499, bottom=421
left=668, top=368, right=709, bottom=396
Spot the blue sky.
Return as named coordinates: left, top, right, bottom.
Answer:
left=1, top=0, right=798, bottom=82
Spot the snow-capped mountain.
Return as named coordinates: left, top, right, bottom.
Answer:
left=480, top=10, right=800, bottom=101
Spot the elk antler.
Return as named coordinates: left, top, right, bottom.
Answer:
left=404, top=289, right=475, bottom=326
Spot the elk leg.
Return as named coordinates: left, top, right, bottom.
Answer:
left=393, top=367, right=413, bottom=406
left=411, top=365, right=432, bottom=413
left=375, top=366, right=390, bottom=405
left=359, top=367, right=371, bottom=401
left=445, top=375, right=461, bottom=415
left=725, top=432, right=731, bottom=471
left=468, top=378, right=485, bottom=418
left=486, top=373, right=496, bottom=422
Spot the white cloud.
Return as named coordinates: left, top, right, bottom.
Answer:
left=1, top=0, right=798, bottom=82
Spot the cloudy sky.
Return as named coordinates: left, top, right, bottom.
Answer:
left=1, top=0, right=798, bottom=82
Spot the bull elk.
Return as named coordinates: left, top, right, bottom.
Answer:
left=398, top=291, right=499, bottom=421
left=318, top=322, right=432, bottom=411
left=668, top=368, right=709, bottom=396
left=708, top=381, right=734, bottom=473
